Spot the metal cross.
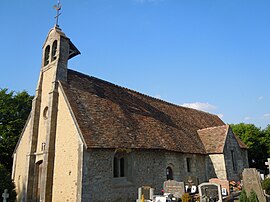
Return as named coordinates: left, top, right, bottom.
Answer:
left=53, top=0, right=62, bottom=27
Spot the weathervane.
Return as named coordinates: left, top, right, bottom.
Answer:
left=53, top=0, right=62, bottom=27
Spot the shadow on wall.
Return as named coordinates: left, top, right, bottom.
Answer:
left=206, top=156, right=218, bottom=180
left=17, top=181, right=26, bottom=202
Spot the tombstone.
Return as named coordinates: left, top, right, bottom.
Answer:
left=163, top=180, right=185, bottom=198
left=242, top=168, right=266, bottom=202
left=265, top=158, right=270, bottom=176
left=209, top=178, right=230, bottom=196
left=153, top=195, right=167, bottom=202
left=2, top=189, right=9, bottom=202
left=137, top=186, right=154, bottom=202
left=198, top=183, right=222, bottom=202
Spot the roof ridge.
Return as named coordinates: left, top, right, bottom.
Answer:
left=198, top=124, right=228, bottom=132
left=67, top=69, right=221, bottom=119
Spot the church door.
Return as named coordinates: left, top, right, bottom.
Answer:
left=33, top=161, right=43, bottom=202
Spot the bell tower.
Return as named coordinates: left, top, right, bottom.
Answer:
left=24, top=2, right=80, bottom=201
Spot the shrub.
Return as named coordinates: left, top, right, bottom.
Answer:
left=248, top=190, right=259, bottom=202
left=262, top=178, right=270, bottom=195
left=240, top=188, right=248, bottom=202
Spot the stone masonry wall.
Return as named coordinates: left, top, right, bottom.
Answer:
left=223, top=128, right=249, bottom=181
left=81, top=149, right=207, bottom=202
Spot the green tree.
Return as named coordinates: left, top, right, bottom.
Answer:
left=0, top=89, right=33, bottom=172
left=0, top=163, right=16, bottom=201
left=231, top=123, right=268, bottom=170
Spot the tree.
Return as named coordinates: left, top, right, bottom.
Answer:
left=231, top=123, right=269, bottom=170
left=0, top=89, right=33, bottom=172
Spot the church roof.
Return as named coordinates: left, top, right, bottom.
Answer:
left=197, top=125, right=229, bottom=154
left=197, top=125, right=248, bottom=154
left=61, top=69, right=225, bottom=154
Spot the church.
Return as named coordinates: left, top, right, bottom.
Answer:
left=12, top=23, right=248, bottom=202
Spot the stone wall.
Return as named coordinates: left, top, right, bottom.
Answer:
left=81, top=149, right=207, bottom=202
left=223, top=128, right=249, bottom=181
left=51, top=88, right=84, bottom=202
left=206, top=154, right=227, bottom=180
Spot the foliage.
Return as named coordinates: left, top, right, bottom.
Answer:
left=240, top=189, right=248, bottom=202
left=181, top=193, right=192, bottom=202
left=0, top=163, right=16, bottom=201
left=262, top=178, right=270, bottom=195
left=0, top=88, right=33, bottom=172
left=248, top=190, right=259, bottom=202
left=231, top=123, right=270, bottom=171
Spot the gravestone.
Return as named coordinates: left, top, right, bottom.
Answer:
left=163, top=180, right=185, bottom=198
left=198, top=183, right=222, bottom=202
left=209, top=178, right=230, bottom=196
left=242, top=168, right=266, bottom=202
left=265, top=158, right=270, bottom=176
left=137, top=186, right=154, bottom=202
left=2, top=189, right=9, bottom=202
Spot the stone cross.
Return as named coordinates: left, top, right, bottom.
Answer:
left=265, top=158, right=270, bottom=175
left=2, top=189, right=9, bottom=202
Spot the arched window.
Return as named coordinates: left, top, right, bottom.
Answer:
left=166, top=166, right=173, bottom=180
left=113, top=153, right=127, bottom=178
left=44, top=45, right=50, bottom=66
left=51, top=40, right=57, bottom=61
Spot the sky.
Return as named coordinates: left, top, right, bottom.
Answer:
left=0, top=0, right=269, bottom=129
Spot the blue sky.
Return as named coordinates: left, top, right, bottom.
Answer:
left=0, top=0, right=269, bottom=128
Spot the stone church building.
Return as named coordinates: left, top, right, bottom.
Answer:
left=12, top=25, right=248, bottom=202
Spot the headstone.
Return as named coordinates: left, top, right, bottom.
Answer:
left=265, top=158, right=270, bottom=176
left=2, top=189, right=9, bottom=202
left=198, top=183, right=222, bottom=202
left=137, top=186, right=154, bottom=202
left=242, top=168, right=266, bottom=202
left=153, top=196, right=167, bottom=202
left=163, top=180, right=185, bottom=198
left=209, top=178, right=230, bottom=196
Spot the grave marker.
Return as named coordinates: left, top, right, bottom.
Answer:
left=265, top=158, right=270, bottom=176
left=242, top=168, right=266, bottom=202
left=2, top=189, right=9, bottom=202
left=209, top=178, right=230, bottom=196
left=163, top=180, right=185, bottom=198
left=198, top=183, right=222, bottom=202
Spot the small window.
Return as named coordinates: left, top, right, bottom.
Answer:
left=166, top=166, right=173, bottom=180
left=51, top=40, right=57, bottom=61
left=186, top=158, right=191, bottom=173
left=113, top=153, right=127, bottom=178
left=43, top=106, right=49, bottom=119
left=44, top=45, right=50, bottom=66
left=231, top=150, right=237, bottom=171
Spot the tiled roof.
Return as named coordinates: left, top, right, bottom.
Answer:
left=61, top=69, right=225, bottom=154
left=197, top=125, right=229, bottom=154
left=197, top=125, right=248, bottom=154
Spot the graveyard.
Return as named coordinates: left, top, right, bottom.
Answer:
left=134, top=159, right=270, bottom=202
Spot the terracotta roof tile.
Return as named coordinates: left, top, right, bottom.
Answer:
left=61, top=69, right=225, bottom=154
left=197, top=125, right=228, bottom=154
